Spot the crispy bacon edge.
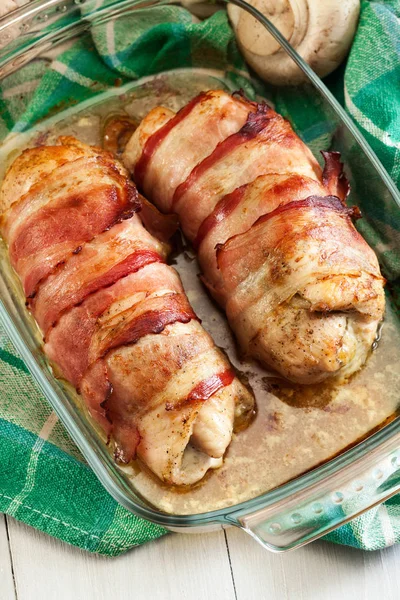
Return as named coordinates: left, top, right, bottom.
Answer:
left=193, top=184, right=247, bottom=250
left=95, top=292, right=199, bottom=359
left=215, top=195, right=362, bottom=266
left=321, top=151, right=350, bottom=202
left=172, top=103, right=274, bottom=208
left=21, top=168, right=141, bottom=299
left=137, top=193, right=178, bottom=242
left=32, top=248, right=166, bottom=336
left=165, top=369, right=235, bottom=412
left=134, top=91, right=211, bottom=189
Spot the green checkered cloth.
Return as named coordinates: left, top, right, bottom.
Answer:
left=0, top=0, right=399, bottom=555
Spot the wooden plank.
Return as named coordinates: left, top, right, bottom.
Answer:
left=7, top=517, right=235, bottom=600
left=226, top=526, right=400, bottom=600
left=8, top=514, right=400, bottom=599
left=0, top=515, right=16, bottom=600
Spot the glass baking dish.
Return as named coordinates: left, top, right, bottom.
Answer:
left=1, top=0, right=400, bottom=552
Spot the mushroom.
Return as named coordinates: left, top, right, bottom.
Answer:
left=228, top=0, right=360, bottom=85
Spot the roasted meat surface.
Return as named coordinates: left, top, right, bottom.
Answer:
left=0, top=136, right=254, bottom=485
left=123, top=90, right=385, bottom=384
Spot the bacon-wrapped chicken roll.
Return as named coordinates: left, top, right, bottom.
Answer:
left=123, top=90, right=385, bottom=384
left=0, top=137, right=253, bottom=485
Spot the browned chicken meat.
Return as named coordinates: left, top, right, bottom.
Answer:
left=0, top=136, right=254, bottom=485
left=123, top=90, right=385, bottom=384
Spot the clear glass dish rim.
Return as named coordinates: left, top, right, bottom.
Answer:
left=0, top=0, right=399, bottom=531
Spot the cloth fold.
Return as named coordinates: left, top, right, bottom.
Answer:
left=0, top=0, right=399, bottom=555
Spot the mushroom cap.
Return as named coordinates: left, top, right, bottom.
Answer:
left=228, top=0, right=360, bottom=85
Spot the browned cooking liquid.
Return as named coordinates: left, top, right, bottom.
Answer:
left=1, top=72, right=399, bottom=515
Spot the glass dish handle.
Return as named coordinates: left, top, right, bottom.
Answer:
left=227, top=429, right=400, bottom=552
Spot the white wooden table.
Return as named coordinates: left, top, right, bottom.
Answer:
left=1, top=514, right=400, bottom=599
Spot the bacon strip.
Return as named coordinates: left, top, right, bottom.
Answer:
left=172, top=104, right=274, bottom=208
left=93, top=292, right=198, bottom=360
left=45, top=262, right=182, bottom=386
left=137, top=193, right=178, bottom=242
left=194, top=174, right=326, bottom=254
left=321, top=151, right=350, bottom=202
left=111, top=418, right=141, bottom=464
left=79, top=360, right=114, bottom=436
left=169, top=105, right=321, bottom=242
left=216, top=196, right=383, bottom=334
left=194, top=185, right=247, bottom=250
left=106, top=320, right=218, bottom=412
left=4, top=157, right=139, bottom=297
left=80, top=359, right=142, bottom=463
left=124, top=91, right=252, bottom=215
left=251, top=195, right=361, bottom=229
left=31, top=218, right=165, bottom=335
left=134, top=91, right=209, bottom=188
left=37, top=248, right=162, bottom=335
left=165, top=369, right=235, bottom=411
